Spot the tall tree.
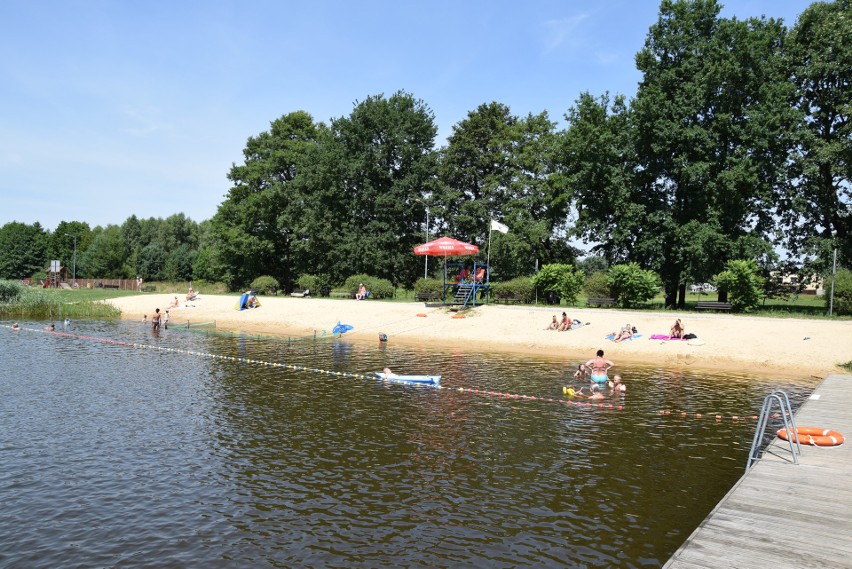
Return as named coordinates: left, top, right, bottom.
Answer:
left=0, top=222, right=47, bottom=279
left=213, top=111, right=320, bottom=289
left=302, top=91, right=439, bottom=286
left=632, top=0, right=792, bottom=307
left=438, top=103, right=572, bottom=279
left=560, top=92, right=639, bottom=266
left=782, top=0, right=852, bottom=269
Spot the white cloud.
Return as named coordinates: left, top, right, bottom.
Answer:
left=542, top=13, right=590, bottom=53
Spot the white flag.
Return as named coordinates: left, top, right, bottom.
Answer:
left=490, top=219, right=509, bottom=234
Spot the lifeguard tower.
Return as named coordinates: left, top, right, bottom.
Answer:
left=444, top=261, right=490, bottom=308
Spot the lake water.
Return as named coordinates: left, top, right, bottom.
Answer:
left=0, top=320, right=815, bottom=568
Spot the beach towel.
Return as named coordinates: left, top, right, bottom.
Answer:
left=649, top=334, right=684, bottom=341
left=606, top=333, right=642, bottom=341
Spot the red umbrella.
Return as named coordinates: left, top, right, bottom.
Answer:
left=413, top=236, right=479, bottom=257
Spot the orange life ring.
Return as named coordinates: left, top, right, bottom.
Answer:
left=416, top=313, right=427, bottom=317
left=777, top=426, right=844, bottom=447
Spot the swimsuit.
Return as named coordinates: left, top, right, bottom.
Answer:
left=591, top=374, right=608, bottom=384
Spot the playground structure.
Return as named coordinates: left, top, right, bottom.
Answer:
left=42, top=265, right=70, bottom=288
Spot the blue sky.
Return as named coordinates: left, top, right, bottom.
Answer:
left=1, top=0, right=810, bottom=231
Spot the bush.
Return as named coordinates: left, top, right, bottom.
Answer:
left=826, top=267, right=852, bottom=315
left=490, top=277, right=534, bottom=302
left=296, top=273, right=331, bottom=295
left=608, top=263, right=661, bottom=308
left=413, top=278, right=444, bottom=295
left=0, top=279, right=27, bottom=303
left=583, top=272, right=611, bottom=299
left=343, top=274, right=396, bottom=299
left=250, top=275, right=280, bottom=295
left=532, top=263, right=585, bottom=305
left=713, top=259, right=764, bottom=312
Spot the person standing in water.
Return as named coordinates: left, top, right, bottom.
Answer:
left=584, top=349, right=614, bottom=392
left=151, top=308, right=161, bottom=331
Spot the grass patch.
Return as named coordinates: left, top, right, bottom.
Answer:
left=0, top=286, right=121, bottom=320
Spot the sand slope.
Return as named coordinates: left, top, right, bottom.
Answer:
left=105, top=293, right=851, bottom=378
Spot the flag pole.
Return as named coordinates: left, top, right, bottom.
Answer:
left=487, top=218, right=493, bottom=270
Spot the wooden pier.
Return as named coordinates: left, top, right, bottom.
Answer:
left=665, top=374, right=852, bottom=568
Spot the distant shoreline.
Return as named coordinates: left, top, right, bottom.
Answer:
left=101, top=294, right=852, bottom=380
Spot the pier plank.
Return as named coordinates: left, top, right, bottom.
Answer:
left=665, top=374, right=852, bottom=569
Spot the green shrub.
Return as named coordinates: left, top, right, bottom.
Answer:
left=583, top=272, right=611, bottom=299
left=296, top=273, right=331, bottom=295
left=250, top=275, right=280, bottom=295
left=343, top=274, right=396, bottom=299
left=0, top=279, right=27, bottom=303
left=826, top=267, right=852, bottom=315
left=713, top=259, right=764, bottom=312
left=608, top=263, right=661, bottom=308
left=413, top=278, right=444, bottom=295
left=490, top=277, right=534, bottom=302
left=532, top=263, right=585, bottom=305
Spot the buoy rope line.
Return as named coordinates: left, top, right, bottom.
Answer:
left=8, top=325, right=624, bottom=412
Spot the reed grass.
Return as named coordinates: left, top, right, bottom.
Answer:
left=0, top=280, right=120, bottom=320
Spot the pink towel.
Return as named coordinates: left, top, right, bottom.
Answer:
left=650, top=334, right=684, bottom=340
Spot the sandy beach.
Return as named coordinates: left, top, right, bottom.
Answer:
left=105, top=293, right=852, bottom=379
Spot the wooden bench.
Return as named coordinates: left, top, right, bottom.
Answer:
left=330, top=291, right=354, bottom=298
left=696, top=301, right=733, bottom=311
left=142, top=285, right=157, bottom=292
left=415, top=292, right=442, bottom=302
left=494, top=293, right=523, bottom=304
left=587, top=297, right=616, bottom=307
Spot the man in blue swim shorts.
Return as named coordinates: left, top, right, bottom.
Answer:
left=585, top=349, right=614, bottom=392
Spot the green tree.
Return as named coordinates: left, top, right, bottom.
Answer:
left=212, top=110, right=321, bottom=289
left=300, top=91, right=439, bottom=286
left=532, top=263, right=585, bottom=305
left=79, top=225, right=129, bottom=278
left=713, top=259, right=764, bottom=312
left=438, top=103, right=573, bottom=279
left=0, top=222, right=48, bottom=279
left=781, top=0, right=852, bottom=269
left=607, top=263, right=661, bottom=307
left=827, top=267, right=852, bottom=315
left=560, top=92, right=639, bottom=266
left=631, top=0, right=794, bottom=307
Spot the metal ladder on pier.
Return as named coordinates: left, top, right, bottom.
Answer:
left=747, top=389, right=801, bottom=468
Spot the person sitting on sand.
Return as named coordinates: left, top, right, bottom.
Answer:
left=558, top=312, right=572, bottom=331
left=546, top=315, right=559, bottom=330
left=670, top=318, right=684, bottom=339
left=167, top=296, right=180, bottom=309
left=611, top=323, right=633, bottom=342
left=186, top=286, right=197, bottom=301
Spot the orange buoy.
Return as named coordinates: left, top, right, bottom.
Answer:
left=777, top=426, right=844, bottom=447
left=416, top=313, right=427, bottom=317
left=451, top=314, right=465, bottom=319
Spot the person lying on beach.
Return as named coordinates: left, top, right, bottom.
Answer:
left=670, top=319, right=684, bottom=339
left=546, top=315, right=559, bottom=330
left=611, top=324, right=633, bottom=342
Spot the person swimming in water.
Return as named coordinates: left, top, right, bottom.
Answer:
left=584, top=349, right=614, bottom=393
